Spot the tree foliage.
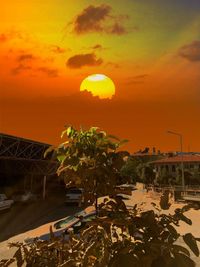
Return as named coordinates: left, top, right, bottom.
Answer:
left=2, top=197, right=199, bottom=267
left=120, top=157, right=140, bottom=184
left=120, top=156, right=156, bottom=185
left=47, top=126, right=129, bottom=205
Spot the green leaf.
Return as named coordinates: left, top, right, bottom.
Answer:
left=108, top=134, right=120, bottom=141
left=166, top=224, right=179, bottom=239
left=172, top=244, right=190, bottom=257
left=0, top=259, right=15, bottom=267
left=57, top=154, right=67, bottom=163
left=60, top=141, right=69, bottom=146
left=174, top=253, right=195, bottom=267
left=176, top=212, right=192, bottom=225
left=72, top=165, right=78, bottom=172
left=13, top=248, right=24, bottom=267
left=90, top=127, right=99, bottom=132
left=61, top=128, right=68, bottom=138
left=111, top=254, right=140, bottom=267
left=44, top=146, right=55, bottom=158
left=183, top=233, right=199, bottom=257
left=119, top=139, right=129, bottom=145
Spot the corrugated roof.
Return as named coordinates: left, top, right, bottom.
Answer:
left=152, top=154, right=200, bottom=164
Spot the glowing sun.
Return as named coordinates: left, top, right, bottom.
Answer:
left=80, top=74, right=115, bottom=99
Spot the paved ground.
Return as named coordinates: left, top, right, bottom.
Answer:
left=0, top=189, right=200, bottom=266
left=0, top=192, right=81, bottom=242
left=0, top=192, right=82, bottom=260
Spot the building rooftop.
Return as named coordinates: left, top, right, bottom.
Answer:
left=151, top=154, right=200, bottom=164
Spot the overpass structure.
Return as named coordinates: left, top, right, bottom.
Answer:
left=0, top=133, right=58, bottom=196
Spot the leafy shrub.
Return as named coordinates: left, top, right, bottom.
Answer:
left=1, top=195, right=199, bottom=267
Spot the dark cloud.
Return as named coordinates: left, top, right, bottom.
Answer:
left=109, top=22, right=127, bottom=35
left=50, top=45, right=67, bottom=54
left=66, top=53, right=103, bottom=69
left=11, top=64, right=32, bottom=75
left=0, top=33, right=8, bottom=42
left=86, top=44, right=107, bottom=51
left=11, top=64, right=59, bottom=77
left=37, top=67, right=59, bottom=77
left=106, top=62, right=120, bottom=68
left=73, top=4, right=111, bottom=34
left=125, top=74, right=149, bottom=85
left=17, top=53, right=36, bottom=62
left=179, top=41, right=200, bottom=62
left=72, top=5, right=129, bottom=35
left=91, top=44, right=103, bottom=50
left=0, top=30, right=24, bottom=43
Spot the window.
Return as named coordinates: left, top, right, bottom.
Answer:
left=172, top=165, right=176, bottom=172
left=184, top=164, right=189, bottom=169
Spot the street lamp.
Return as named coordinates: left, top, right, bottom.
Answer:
left=167, top=130, right=185, bottom=188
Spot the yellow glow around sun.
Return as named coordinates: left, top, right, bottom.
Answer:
left=80, top=74, right=115, bottom=99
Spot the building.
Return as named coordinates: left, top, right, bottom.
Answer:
left=151, top=154, right=200, bottom=184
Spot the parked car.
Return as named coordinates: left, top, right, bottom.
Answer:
left=0, top=194, right=14, bottom=211
left=65, top=187, right=84, bottom=205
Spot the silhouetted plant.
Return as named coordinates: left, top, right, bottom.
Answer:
left=2, top=196, right=199, bottom=267
left=45, top=126, right=129, bottom=209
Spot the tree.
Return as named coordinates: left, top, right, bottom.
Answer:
left=5, top=196, right=200, bottom=267
left=47, top=126, right=128, bottom=210
left=120, top=157, right=140, bottom=184
left=137, top=162, right=155, bottom=184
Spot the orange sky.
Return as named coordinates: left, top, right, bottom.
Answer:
left=1, top=0, right=200, bottom=152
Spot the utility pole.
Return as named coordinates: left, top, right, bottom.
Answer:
left=167, top=131, right=185, bottom=188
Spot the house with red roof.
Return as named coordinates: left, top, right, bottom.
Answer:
left=151, top=154, right=200, bottom=183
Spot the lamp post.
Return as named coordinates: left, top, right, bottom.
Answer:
left=167, top=131, right=185, bottom=188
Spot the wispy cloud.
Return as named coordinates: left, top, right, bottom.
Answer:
left=108, top=22, right=127, bottom=35
left=10, top=50, right=59, bottom=77
left=125, top=74, right=149, bottom=85
left=37, top=67, right=59, bottom=77
left=50, top=45, right=67, bottom=54
left=0, top=33, right=8, bottom=42
left=179, top=41, right=200, bottom=62
left=17, top=53, right=36, bottom=62
left=11, top=64, right=32, bottom=75
left=91, top=44, right=104, bottom=50
left=66, top=53, right=103, bottom=68
left=106, top=62, right=120, bottom=68
left=0, top=30, right=26, bottom=43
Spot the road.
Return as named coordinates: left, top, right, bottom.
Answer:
left=0, top=195, right=81, bottom=260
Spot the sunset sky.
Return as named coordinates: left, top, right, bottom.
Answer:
left=1, top=0, right=200, bottom=152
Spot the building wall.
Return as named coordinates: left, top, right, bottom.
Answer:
left=155, top=162, right=200, bottom=181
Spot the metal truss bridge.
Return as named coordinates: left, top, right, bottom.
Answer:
left=0, top=133, right=58, bottom=176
